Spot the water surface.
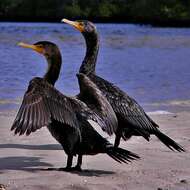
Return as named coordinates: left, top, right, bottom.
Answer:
left=0, top=22, right=190, bottom=112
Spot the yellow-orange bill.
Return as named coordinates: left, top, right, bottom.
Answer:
left=17, top=42, right=44, bottom=54
left=61, top=18, right=84, bottom=32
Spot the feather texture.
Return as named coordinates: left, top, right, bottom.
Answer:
left=11, top=77, right=112, bottom=136
left=76, top=73, right=118, bottom=136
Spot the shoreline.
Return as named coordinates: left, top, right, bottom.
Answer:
left=1, top=19, right=190, bottom=28
left=1, top=98, right=190, bottom=117
left=0, top=110, right=189, bottom=190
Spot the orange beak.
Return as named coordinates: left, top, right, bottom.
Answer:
left=61, top=18, right=84, bottom=32
left=18, top=42, right=44, bottom=54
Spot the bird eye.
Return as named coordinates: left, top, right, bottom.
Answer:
left=37, top=45, right=43, bottom=48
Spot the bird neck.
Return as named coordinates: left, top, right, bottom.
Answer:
left=79, top=32, right=99, bottom=75
left=44, top=53, right=62, bottom=85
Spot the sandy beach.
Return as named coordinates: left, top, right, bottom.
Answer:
left=0, top=111, right=189, bottom=190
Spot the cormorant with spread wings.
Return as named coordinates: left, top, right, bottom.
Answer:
left=11, top=41, right=139, bottom=171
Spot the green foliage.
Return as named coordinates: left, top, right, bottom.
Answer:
left=97, top=2, right=117, bottom=17
left=63, top=4, right=81, bottom=17
left=1, top=0, right=190, bottom=23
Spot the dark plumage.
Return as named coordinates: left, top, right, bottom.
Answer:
left=11, top=41, right=139, bottom=171
left=62, top=19, right=185, bottom=152
left=76, top=73, right=118, bottom=136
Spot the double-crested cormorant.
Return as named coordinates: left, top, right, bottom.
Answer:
left=11, top=41, right=139, bottom=171
left=62, top=19, right=185, bottom=152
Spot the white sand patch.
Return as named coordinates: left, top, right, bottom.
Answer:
left=147, top=110, right=174, bottom=115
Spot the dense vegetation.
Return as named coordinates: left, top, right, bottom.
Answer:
left=1, top=0, right=190, bottom=25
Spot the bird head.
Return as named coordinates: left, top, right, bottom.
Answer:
left=18, top=41, right=60, bottom=59
left=62, top=18, right=96, bottom=34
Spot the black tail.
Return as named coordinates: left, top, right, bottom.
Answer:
left=155, top=130, right=185, bottom=152
left=105, top=145, right=140, bottom=163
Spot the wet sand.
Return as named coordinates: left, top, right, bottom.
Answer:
left=0, top=111, right=189, bottom=190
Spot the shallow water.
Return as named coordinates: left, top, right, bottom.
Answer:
left=0, top=22, right=190, bottom=112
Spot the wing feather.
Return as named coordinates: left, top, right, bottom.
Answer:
left=11, top=78, right=79, bottom=135
left=77, top=73, right=118, bottom=136
left=11, top=77, right=113, bottom=137
left=93, top=75, right=158, bottom=137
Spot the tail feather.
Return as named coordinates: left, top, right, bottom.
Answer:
left=155, top=130, right=185, bottom=152
left=106, top=145, right=140, bottom=164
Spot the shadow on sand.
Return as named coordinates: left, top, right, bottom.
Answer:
left=73, top=169, right=115, bottom=177
left=0, top=156, right=52, bottom=171
left=0, top=143, right=62, bottom=150
left=42, top=168, right=115, bottom=177
left=0, top=144, right=115, bottom=176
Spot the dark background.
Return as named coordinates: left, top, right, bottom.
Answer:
left=1, top=0, right=190, bottom=26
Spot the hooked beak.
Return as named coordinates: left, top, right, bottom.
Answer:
left=61, top=18, right=84, bottom=32
left=17, top=42, right=44, bottom=54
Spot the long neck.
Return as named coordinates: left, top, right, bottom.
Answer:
left=44, top=53, right=62, bottom=85
left=79, top=31, right=99, bottom=75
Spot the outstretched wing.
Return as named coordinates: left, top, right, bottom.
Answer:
left=76, top=73, right=118, bottom=136
left=11, top=77, right=79, bottom=136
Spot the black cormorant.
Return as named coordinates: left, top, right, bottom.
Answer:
left=11, top=41, right=139, bottom=171
left=62, top=19, right=185, bottom=152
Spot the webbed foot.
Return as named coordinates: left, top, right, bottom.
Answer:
left=58, top=166, right=82, bottom=172
left=46, top=166, right=82, bottom=172
left=72, top=165, right=82, bottom=172
left=58, top=167, right=73, bottom=172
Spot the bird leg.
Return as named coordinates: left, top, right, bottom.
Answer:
left=114, top=136, right=121, bottom=147
left=59, top=154, right=73, bottom=171
left=72, top=154, right=83, bottom=171
left=114, top=130, right=122, bottom=147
